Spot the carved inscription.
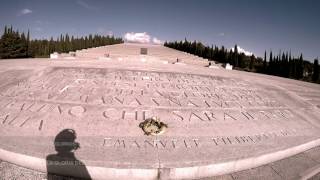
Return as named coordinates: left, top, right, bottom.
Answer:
left=1, top=68, right=285, bottom=109
left=101, top=108, right=294, bottom=122
left=0, top=96, right=297, bottom=130
left=102, top=129, right=299, bottom=149
left=0, top=68, right=307, bottom=134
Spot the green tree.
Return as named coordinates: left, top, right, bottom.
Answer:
left=297, top=53, right=304, bottom=79
left=0, top=26, right=27, bottom=59
left=263, top=51, right=267, bottom=72
left=0, top=26, right=123, bottom=58
left=26, top=30, right=30, bottom=57
left=233, top=44, right=239, bottom=67
left=249, top=55, right=255, bottom=70
left=268, top=51, right=273, bottom=74
left=312, top=59, right=319, bottom=82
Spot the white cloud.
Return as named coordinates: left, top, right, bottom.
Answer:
left=152, top=37, right=163, bottom=45
left=124, top=32, right=151, bottom=44
left=218, top=32, right=225, bottom=36
left=124, top=32, right=163, bottom=44
left=18, top=8, right=32, bottom=16
left=76, top=0, right=97, bottom=10
left=231, top=46, right=254, bottom=56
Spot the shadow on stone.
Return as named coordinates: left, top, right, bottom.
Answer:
left=46, top=129, right=91, bottom=180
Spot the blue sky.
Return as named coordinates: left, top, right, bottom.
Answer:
left=0, top=0, right=319, bottom=60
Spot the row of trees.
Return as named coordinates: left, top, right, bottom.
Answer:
left=165, top=39, right=257, bottom=69
left=164, top=39, right=319, bottom=83
left=0, top=26, right=123, bottom=58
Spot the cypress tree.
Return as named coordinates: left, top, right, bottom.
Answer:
left=0, top=26, right=123, bottom=59
left=263, top=50, right=267, bottom=72
left=0, top=28, right=27, bottom=59
left=249, top=55, right=255, bottom=70
left=4, top=26, right=8, bottom=34
left=312, top=59, right=319, bottom=82
left=233, top=44, right=238, bottom=67
left=297, top=53, right=304, bottom=79
left=26, top=30, right=30, bottom=57
left=269, top=51, right=273, bottom=74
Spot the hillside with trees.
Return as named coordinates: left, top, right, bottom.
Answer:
left=0, top=26, right=319, bottom=84
left=165, top=39, right=319, bottom=84
left=0, top=26, right=123, bottom=59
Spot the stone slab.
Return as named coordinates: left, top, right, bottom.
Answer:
left=231, top=165, right=282, bottom=180
left=270, top=153, right=318, bottom=179
left=0, top=44, right=320, bottom=179
left=2, top=145, right=320, bottom=179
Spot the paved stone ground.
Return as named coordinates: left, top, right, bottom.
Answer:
left=1, top=48, right=320, bottom=179
left=0, top=159, right=86, bottom=180
left=201, top=146, right=320, bottom=180
left=1, top=146, right=320, bottom=180
left=0, top=46, right=320, bottom=179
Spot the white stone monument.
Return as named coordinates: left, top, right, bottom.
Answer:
left=226, top=63, right=233, bottom=70
left=50, top=52, right=59, bottom=59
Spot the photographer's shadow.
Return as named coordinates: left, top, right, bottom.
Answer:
left=46, top=129, right=91, bottom=179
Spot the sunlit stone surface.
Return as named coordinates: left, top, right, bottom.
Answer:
left=0, top=43, right=320, bottom=179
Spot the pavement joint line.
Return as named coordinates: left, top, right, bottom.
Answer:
left=299, top=164, right=320, bottom=180
left=305, top=149, right=320, bottom=164
left=269, top=163, right=284, bottom=179
left=302, top=152, right=319, bottom=164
